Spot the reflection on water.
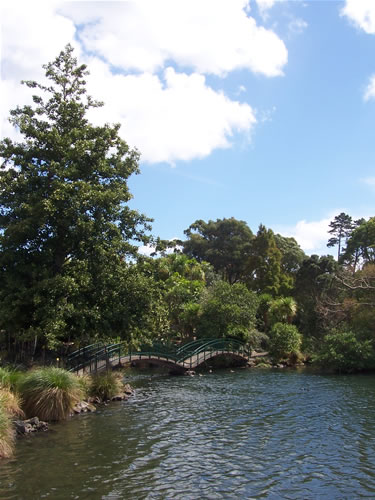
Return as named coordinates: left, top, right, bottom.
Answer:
left=1, top=369, right=375, bottom=499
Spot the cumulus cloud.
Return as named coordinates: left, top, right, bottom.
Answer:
left=364, top=75, right=375, bottom=100
left=279, top=217, right=332, bottom=255
left=255, top=0, right=276, bottom=13
left=86, top=61, right=256, bottom=164
left=1, top=0, right=286, bottom=163
left=61, top=0, right=287, bottom=77
left=341, top=0, right=375, bottom=34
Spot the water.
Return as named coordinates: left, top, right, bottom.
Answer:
left=1, top=368, right=375, bottom=499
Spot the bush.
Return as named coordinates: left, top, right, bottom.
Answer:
left=0, top=405, right=14, bottom=459
left=90, top=372, right=124, bottom=401
left=268, top=322, right=302, bottom=362
left=19, top=367, right=83, bottom=421
left=315, top=329, right=373, bottom=373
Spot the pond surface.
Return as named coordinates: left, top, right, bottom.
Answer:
left=1, top=368, right=375, bottom=499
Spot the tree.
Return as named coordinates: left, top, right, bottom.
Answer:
left=269, top=297, right=297, bottom=326
left=183, top=217, right=254, bottom=284
left=247, top=224, right=288, bottom=296
left=0, top=45, right=152, bottom=355
left=327, top=212, right=353, bottom=260
left=274, top=234, right=306, bottom=275
left=341, top=217, right=375, bottom=272
left=197, top=281, right=258, bottom=342
left=294, top=255, right=338, bottom=337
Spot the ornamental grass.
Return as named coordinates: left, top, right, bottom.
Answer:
left=90, top=371, right=124, bottom=401
left=0, top=404, right=14, bottom=459
left=18, top=367, right=83, bottom=421
left=0, top=389, right=24, bottom=418
left=0, top=367, right=24, bottom=392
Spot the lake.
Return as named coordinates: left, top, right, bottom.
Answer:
left=1, top=368, right=375, bottom=499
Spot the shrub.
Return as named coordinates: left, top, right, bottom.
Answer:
left=90, top=372, right=124, bottom=401
left=315, top=329, right=373, bottom=373
left=269, top=322, right=302, bottom=362
left=0, top=405, right=14, bottom=459
left=76, top=374, right=92, bottom=400
left=19, top=367, right=83, bottom=421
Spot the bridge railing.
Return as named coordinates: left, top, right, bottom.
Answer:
left=66, top=337, right=251, bottom=373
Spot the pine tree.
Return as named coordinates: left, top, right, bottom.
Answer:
left=327, top=212, right=353, bottom=260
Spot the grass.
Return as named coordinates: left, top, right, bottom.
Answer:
left=0, top=389, right=24, bottom=418
left=0, top=367, right=24, bottom=392
left=0, top=405, right=14, bottom=459
left=90, top=371, right=124, bottom=401
left=18, top=367, right=84, bottom=421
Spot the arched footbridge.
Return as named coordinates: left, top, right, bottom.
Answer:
left=66, top=338, right=267, bottom=374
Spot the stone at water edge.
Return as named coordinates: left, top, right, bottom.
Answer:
left=14, top=417, right=49, bottom=436
left=71, top=401, right=97, bottom=414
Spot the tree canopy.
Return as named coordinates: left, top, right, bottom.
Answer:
left=0, top=45, right=151, bottom=354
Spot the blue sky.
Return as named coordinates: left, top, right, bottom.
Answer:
left=2, top=0, right=375, bottom=256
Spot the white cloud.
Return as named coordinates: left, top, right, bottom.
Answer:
left=60, top=0, right=287, bottom=78
left=255, top=0, right=276, bottom=13
left=86, top=61, right=256, bottom=164
left=364, top=75, right=375, bottom=100
left=288, top=18, right=308, bottom=36
left=279, top=217, right=333, bottom=255
left=1, top=0, right=285, bottom=163
left=341, top=0, right=375, bottom=34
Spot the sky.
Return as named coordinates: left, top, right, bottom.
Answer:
left=1, top=0, right=375, bottom=257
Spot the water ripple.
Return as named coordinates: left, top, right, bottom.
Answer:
left=1, top=369, right=375, bottom=499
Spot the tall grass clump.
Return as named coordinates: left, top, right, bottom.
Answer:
left=90, top=372, right=124, bottom=401
left=0, top=367, right=24, bottom=392
left=0, top=389, right=24, bottom=418
left=19, top=367, right=83, bottom=421
left=0, top=404, right=14, bottom=459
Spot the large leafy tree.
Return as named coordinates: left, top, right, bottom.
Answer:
left=197, top=280, right=258, bottom=342
left=341, top=217, right=375, bottom=272
left=183, top=217, right=254, bottom=284
left=0, top=45, right=151, bottom=355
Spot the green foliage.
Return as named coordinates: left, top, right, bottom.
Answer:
left=247, top=225, right=288, bottom=296
left=274, top=234, right=306, bottom=275
left=327, top=212, right=353, bottom=259
left=183, top=218, right=254, bottom=284
left=341, top=217, right=375, bottom=271
left=269, top=297, right=297, bottom=326
left=18, top=367, right=83, bottom=421
left=0, top=367, right=24, bottom=392
left=197, top=281, right=258, bottom=342
left=89, top=372, right=124, bottom=401
left=315, top=329, right=373, bottom=373
left=268, top=322, right=302, bottom=362
left=294, top=254, right=338, bottom=337
left=0, top=45, right=151, bottom=354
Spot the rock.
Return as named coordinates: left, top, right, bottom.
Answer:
left=123, top=384, right=134, bottom=395
left=14, top=417, right=48, bottom=436
left=71, top=400, right=97, bottom=414
left=111, top=393, right=127, bottom=401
